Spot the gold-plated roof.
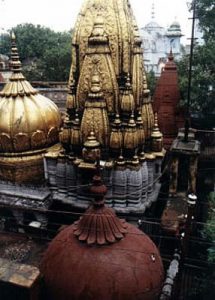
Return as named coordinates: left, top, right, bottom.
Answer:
left=0, top=34, right=61, bottom=155
left=64, top=0, right=156, bottom=158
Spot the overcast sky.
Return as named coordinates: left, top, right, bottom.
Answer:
left=1, top=0, right=193, bottom=44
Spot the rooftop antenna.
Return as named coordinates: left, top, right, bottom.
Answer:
left=184, top=0, right=197, bottom=142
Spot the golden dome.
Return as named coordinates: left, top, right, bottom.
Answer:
left=0, top=34, right=61, bottom=154
left=0, top=34, right=61, bottom=183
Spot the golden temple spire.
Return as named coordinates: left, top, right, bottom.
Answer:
left=65, top=0, right=156, bottom=158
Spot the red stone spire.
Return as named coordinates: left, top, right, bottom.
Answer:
left=153, top=50, right=185, bottom=149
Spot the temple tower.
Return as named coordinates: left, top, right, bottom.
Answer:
left=45, top=0, right=165, bottom=215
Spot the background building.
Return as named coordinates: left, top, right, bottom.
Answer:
left=140, top=4, right=183, bottom=76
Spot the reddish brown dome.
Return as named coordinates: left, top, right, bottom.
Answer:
left=41, top=213, right=164, bottom=300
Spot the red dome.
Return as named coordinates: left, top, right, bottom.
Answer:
left=41, top=215, right=164, bottom=300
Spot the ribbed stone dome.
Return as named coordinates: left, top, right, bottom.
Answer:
left=41, top=175, right=164, bottom=300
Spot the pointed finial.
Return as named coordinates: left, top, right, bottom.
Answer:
left=10, top=31, right=22, bottom=73
left=136, top=109, right=143, bottom=125
left=116, top=150, right=126, bottom=166
left=128, top=111, right=136, bottom=127
left=131, top=154, right=140, bottom=166
left=151, top=113, right=162, bottom=138
left=73, top=168, right=127, bottom=245
left=151, top=0, right=155, bottom=20
left=11, top=31, right=16, bottom=41
left=90, top=173, right=107, bottom=208
left=114, top=113, right=121, bottom=126
left=168, top=48, right=174, bottom=61
left=125, top=73, right=132, bottom=89
left=154, top=112, right=159, bottom=127
left=84, top=131, right=100, bottom=148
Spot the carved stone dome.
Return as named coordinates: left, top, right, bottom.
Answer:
left=41, top=175, right=164, bottom=300
left=0, top=34, right=61, bottom=183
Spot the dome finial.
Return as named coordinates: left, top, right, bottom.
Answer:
left=125, top=73, right=132, bottom=89
left=151, top=0, right=155, bottom=20
left=151, top=112, right=164, bottom=153
left=168, top=47, right=174, bottom=61
left=10, top=31, right=22, bottom=73
left=73, top=164, right=127, bottom=245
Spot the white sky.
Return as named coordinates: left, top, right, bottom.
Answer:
left=0, top=0, right=193, bottom=44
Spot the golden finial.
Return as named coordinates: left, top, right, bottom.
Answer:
left=133, top=25, right=142, bottom=46
left=11, top=31, right=16, bottom=41
left=121, top=75, right=135, bottom=112
left=71, top=113, right=82, bottom=146
left=82, top=131, right=101, bottom=163
left=124, top=112, right=139, bottom=150
left=128, top=112, right=136, bottom=128
left=139, top=151, right=146, bottom=162
left=84, top=131, right=100, bottom=149
left=110, top=114, right=123, bottom=150
left=125, top=73, right=132, bottom=89
left=10, top=31, right=22, bottom=73
left=116, top=150, right=126, bottom=167
left=136, top=110, right=145, bottom=146
left=151, top=113, right=164, bottom=153
left=131, top=154, right=140, bottom=166
left=151, top=113, right=162, bottom=138
left=113, top=114, right=121, bottom=126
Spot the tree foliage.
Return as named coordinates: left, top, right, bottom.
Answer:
left=0, top=23, right=72, bottom=81
left=146, top=70, right=157, bottom=96
left=177, top=0, right=215, bottom=115
left=196, top=0, right=215, bottom=41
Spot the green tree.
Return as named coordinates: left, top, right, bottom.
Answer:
left=177, top=0, right=215, bottom=115
left=0, top=23, right=72, bottom=81
left=196, top=0, right=215, bottom=40
left=146, top=70, right=157, bottom=96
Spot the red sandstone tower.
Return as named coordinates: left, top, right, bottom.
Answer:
left=153, top=50, right=184, bottom=149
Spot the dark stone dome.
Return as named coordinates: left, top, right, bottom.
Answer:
left=41, top=210, right=164, bottom=300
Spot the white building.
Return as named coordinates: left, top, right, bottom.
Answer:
left=140, top=20, right=183, bottom=76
